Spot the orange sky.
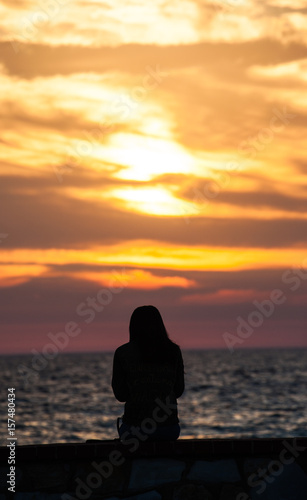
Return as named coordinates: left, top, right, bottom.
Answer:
left=1, top=0, right=307, bottom=354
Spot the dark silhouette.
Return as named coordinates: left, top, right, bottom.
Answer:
left=112, top=305, right=185, bottom=441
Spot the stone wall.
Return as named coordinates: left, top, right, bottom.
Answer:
left=0, top=438, right=307, bottom=500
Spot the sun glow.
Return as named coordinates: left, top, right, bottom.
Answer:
left=103, top=133, right=196, bottom=181
left=111, top=186, right=195, bottom=216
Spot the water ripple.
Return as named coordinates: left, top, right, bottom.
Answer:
left=0, top=348, right=306, bottom=444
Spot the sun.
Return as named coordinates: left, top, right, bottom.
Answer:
left=102, top=132, right=195, bottom=181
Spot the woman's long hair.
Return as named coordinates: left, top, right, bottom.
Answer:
left=129, top=305, right=178, bottom=363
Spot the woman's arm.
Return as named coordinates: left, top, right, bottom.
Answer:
left=174, top=348, right=185, bottom=398
left=111, top=348, right=129, bottom=402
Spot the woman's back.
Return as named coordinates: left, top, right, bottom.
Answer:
left=112, top=340, right=184, bottom=426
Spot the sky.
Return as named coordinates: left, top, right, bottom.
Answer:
left=0, top=0, right=307, bottom=355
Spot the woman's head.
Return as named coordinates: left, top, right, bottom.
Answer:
left=129, top=305, right=176, bottom=361
left=129, top=305, right=168, bottom=342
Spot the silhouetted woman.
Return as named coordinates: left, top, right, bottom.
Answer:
left=112, top=305, right=184, bottom=441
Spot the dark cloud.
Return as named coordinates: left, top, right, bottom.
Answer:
left=1, top=39, right=307, bottom=78
left=1, top=173, right=307, bottom=249
left=0, top=270, right=305, bottom=326
left=181, top=181, right=307, bottom=212
left=47, top=264, right=307, bottom=295
left=292, top=159, right=307, bottom=175
left=157, top=70, right=303, bottom=151
left=1, top=99, right=94, bottom=134
left=263, top=4, right=307, bottom=16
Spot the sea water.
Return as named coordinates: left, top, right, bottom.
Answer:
left=0, top=348, right=306, bottom=445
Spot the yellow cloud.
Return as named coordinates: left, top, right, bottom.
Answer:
left=70, top=269, right=195, bottom=289
left=0, top=264, right=48, bottom=287
left=3, top=0, right=199, bottom=46
left=249, top=59, right=307, bottom=82
left=1, top=244, right=307, bottom=274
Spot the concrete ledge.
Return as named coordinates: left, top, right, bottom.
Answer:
left=2, top=437, right=307, bottom=462
left=1, top=439, right=307, bottom=499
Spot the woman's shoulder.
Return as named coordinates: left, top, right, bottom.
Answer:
left=169, top=341, right=182, bottom=355
left=115, top=342, right=129, bottom=353
left=115, top=341, right=140, bottom=358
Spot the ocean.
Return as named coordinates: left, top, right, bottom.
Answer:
left=1, top=348, right=306, bottom=445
